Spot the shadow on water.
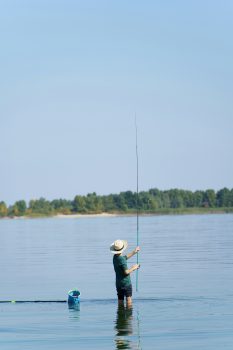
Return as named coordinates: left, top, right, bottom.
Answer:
left=114, top=305, right=141, bottom=350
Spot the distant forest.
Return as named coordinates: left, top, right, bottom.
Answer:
left=1, top=188, right=233, bottom=218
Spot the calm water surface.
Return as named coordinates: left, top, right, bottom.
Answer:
left=0, top=214, right=233, bottom=349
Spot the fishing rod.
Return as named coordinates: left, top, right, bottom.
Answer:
left=135, top=116, right=139, bottom=292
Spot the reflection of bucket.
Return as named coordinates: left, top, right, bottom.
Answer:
left=68, top=289, right=80, bottom=305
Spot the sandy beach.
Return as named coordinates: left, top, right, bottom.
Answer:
left=1, top=213, right=119, bottom=220
left=54, top=213, right=117, bottom=219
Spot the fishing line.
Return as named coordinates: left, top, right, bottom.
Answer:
left=135, top=116, right=139, bottom=292
left=0, top=300, right=66, bottom=303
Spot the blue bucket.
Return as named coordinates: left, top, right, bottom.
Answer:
left=68, top=289, right=80, bottom=306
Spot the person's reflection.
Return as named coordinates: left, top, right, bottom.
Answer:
left=114, top=305, right=133, bottom=349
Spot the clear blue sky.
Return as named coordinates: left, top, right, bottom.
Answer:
left=1, top=0, right=232, bottom=205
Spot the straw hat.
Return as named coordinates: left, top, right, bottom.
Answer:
left=110, top=239, right=128, bottom=254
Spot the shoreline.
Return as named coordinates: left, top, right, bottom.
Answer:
left=1, top=212, right=118, bottom=220
left=1, top=208, right=233, bottom=220
left=55, top=213, right=117, bottom=218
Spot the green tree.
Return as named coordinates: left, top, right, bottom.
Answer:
left=14, top=200, right=27, bottom=216
left=204, top=189, right=216, bottom=207
left=148, top=196, right=159, bottom=210
left=51, top=199, right=73, bottom=214
left=230, top=189, right=233, bottom=207
left=138, top=192, right=153, bottom=210
left=193, top=191, right=204, bottom=207
left=114, top=193, right=128, bottom=211
left=168, top=189, right=184, bottom=208
left=160, top=192, right=171, bottom=208
left=216, top=188, right=231, bottom=207
left=182, top=190, right=194, bottom=207
left=73, top=195, right=87, bottom=213
left=28, top=198, right=53, bottom=215
left=102, top=195, right=116, bottom=211
left=122, top=191, right=137, bottom=209
left=85, top=193, right=99, bottom=212
left=149, top=188, right=160, bottom=197
left=149, top=188, right=163, bottom=208
left=0, top=201, right=8, bottom=217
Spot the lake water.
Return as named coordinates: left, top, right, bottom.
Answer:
left=0, top=214, right=233, bottom=349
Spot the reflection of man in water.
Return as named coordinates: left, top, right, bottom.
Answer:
left=115, top=305, right=133, bottom=350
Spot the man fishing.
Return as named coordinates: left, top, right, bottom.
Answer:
left=110, top=239, right=140, bottom=307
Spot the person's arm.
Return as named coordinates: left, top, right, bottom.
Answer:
left=127, top=246, right=140, bottom=260
left=124, top=263, right=140, bottom=275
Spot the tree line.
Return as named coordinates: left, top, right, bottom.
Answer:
left=0, top=187, right=233, bottom=218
